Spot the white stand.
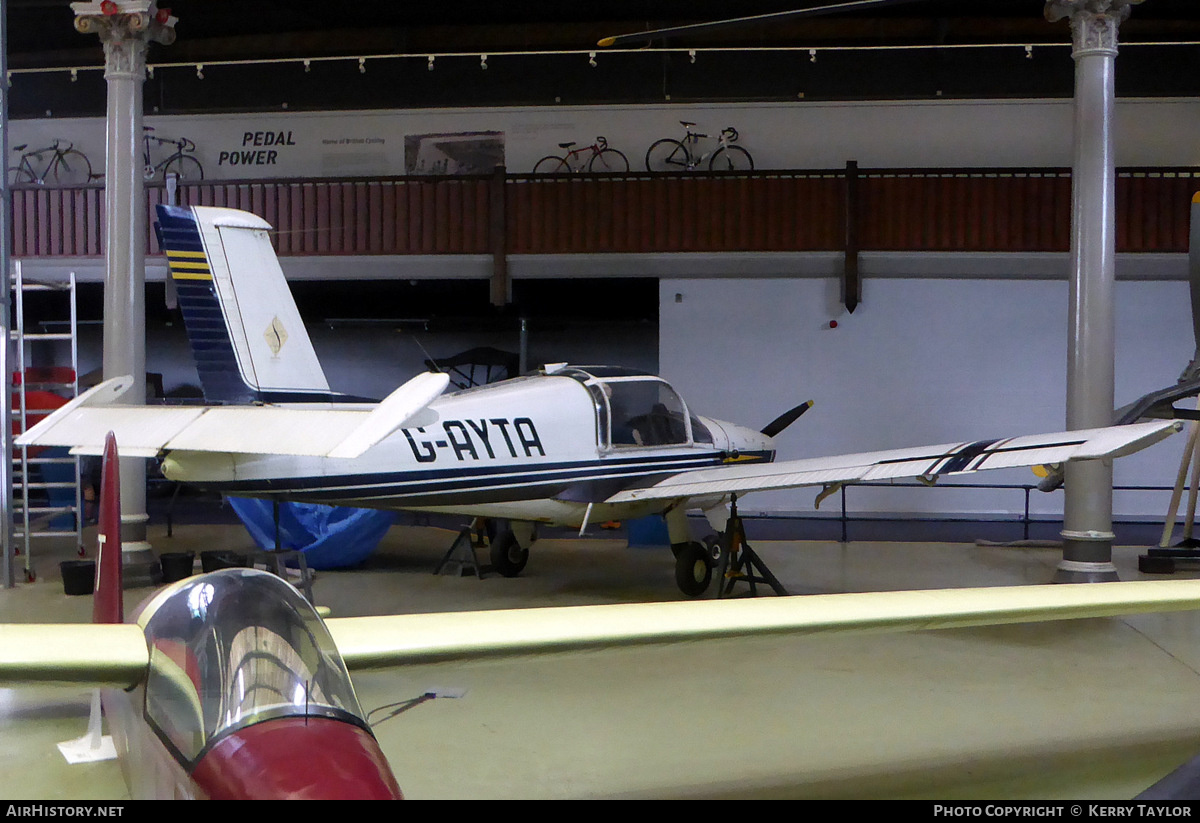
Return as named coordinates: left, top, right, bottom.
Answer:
left=56, top=690, right=117, bottom=764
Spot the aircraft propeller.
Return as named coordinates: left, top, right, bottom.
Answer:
left=761, top=400, right=815, bottom=438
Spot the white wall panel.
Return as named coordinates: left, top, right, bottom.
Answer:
left=660, top=277, right=1193, bottom=519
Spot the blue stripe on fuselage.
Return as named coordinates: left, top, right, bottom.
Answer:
left=178, top=449, right=773, bottom=506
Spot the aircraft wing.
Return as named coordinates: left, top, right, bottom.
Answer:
left=5, top=580, right=1200, bottom=686
left=603, top=420, right=1181, bottom=504
left=0, top=624, right=149, bottom=688
left=326, top=579, right=1200, bottom=669
left=14, top=372, right=449, bottom=459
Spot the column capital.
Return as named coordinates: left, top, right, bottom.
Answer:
left=72, top=2, right=176, bottom=81
left=72, top=2, right=177, bottom=46
left=1045, top=0, right=1143, bottom=58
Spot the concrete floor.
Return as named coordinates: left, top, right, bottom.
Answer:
left=3, top=520, right=1200, bottom=800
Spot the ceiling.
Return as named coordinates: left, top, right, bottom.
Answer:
left=7, top=0, right=1200, bottom=117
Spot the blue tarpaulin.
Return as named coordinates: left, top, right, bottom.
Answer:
left=227, top=497, right=395, bottom=570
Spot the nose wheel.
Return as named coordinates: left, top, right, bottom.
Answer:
left=673, top=495, right=789, bottom=598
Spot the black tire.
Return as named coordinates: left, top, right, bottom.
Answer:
left=645, top=138, right=690, bottom=172
left=674, top=541, right=712, bottom=597
left=164, top=154, right=204, bottom=181
left=709, top=145, right=754, bottom=172
left=490, top=529, right=529, bottom=577
left=588, top=147, right=629, bottom=173
left=50, top=149, right=93, bottom=185
left=8, top=166, right=35, bottom=185
left=533, top=155, right=570, bottom=174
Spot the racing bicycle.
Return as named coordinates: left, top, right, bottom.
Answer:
left=533, top=136, right=629, bottom=173
left=143, top=126, right=204, bottom=181
left=8, top=140, right=99, bottom=185
left=645, top=122, right=754, bottom=172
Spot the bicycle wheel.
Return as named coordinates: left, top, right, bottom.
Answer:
left=50, top=149, right=94, bottom=185
left=533, top=155, right=570, bottom=174
left=645, top=139, right=691, bottom=172
left=588, top=148, right=629, bottom=173
left=164, top=154, right=204, bottom=181
left=8, top=165, right=35, bottom=185
left=708, top=146, right=754, bottom=172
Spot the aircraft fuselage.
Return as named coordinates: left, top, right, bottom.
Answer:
left=159, top=368, right=774, bottom=527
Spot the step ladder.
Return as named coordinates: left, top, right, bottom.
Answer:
left=10, top=262, right=83, bottom=582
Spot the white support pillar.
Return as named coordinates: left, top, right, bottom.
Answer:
left=71, top=2, right=175, bottom=580
left=1045, top=0, right=1142, bottom=583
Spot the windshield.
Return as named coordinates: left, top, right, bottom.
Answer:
left=141, top=569, right=365, bottom=766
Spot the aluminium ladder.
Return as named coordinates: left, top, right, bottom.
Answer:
left=10, top=262, right=83, bottom=582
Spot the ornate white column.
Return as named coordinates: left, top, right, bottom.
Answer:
left=1045, top=0, right=1142, bottom=582
left=72, top=2, right=175, bottom=578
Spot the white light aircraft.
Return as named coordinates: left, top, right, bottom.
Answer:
left=16, top=204, right=1183, bottom=595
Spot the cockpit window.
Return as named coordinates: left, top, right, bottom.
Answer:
left=600, top=378, right=690, bottom=448
left=142, top=570, right=365, bottom=766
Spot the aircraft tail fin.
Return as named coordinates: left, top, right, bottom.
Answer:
left=93, top=432, right=122, bottom=625
left=155, top=204, right=340, bottom=404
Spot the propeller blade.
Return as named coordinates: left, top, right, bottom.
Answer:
left=597, top=0, right=925, bottom=48
left=761, top=400, right=814, bottom=438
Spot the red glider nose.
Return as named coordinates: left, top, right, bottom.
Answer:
left=191, top=716, right=403, bottom=800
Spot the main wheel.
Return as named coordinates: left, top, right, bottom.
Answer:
left=674, top=541, right=712, bottom=597
left=533, top=155, right=570, bottom=174
left=709, top=145, right=754, bottom=172
left=588, top=147, right=629, bottom=173
left=490, top=529, right=529, bottom=577
left=645, top=139, right=690, bottom=172
left=164, top=154, right=204, bottom=181
left=50, top=149, right=94, bottom=185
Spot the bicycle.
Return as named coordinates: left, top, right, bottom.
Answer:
left=645, top=122, right=754, bottom=172
left=533, top=136, right=629, bottom=173
left=8, top=140, right=99, bottom=185
left=143, top=127, right=204, bottom=181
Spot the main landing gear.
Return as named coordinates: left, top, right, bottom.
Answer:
left=672, top=495, right=788, bottom=599
left=435, top=518, right=533, bottom=578
left=490, top=527, right=530, bottom=577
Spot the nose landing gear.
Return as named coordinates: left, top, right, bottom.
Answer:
left=672, top=495, right=788, bottom=598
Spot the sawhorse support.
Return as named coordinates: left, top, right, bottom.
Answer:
left=434, top=519, right=488, bottom=579
left=259, top=500, right=315, bottom=602
left=714, top=495, right=788, bottom=598
left=254, top=547, right=315, bottom=603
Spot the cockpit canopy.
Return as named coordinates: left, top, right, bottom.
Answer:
left=553, top=366, right=713, bottom=449
left=139, top=569, right=365, bottom=767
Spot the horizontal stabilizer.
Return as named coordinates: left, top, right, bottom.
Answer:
left=327, top=372, right=449, bottom=459
left=0, top=624, right=149, bottom=687
left=15, top=373, right=449, bottom=459
left=604, top=420, right=1181, bottom=504
left=327, top=579, right=1200, bottom=669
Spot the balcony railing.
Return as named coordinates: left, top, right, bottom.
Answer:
left=10, top=165, right=1199, bottom=259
